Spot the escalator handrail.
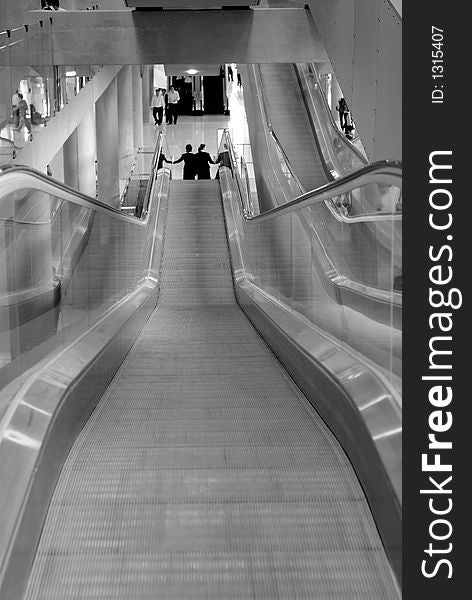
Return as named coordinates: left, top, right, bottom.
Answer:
left=251, top=65, right=402, bottom=223
left=222, top=129, right=402, bottom=306
left=268, top=128, right=304, bottom=194
left=135, top=130, right=164, bottom=218
left=223, top=129, right=402, bottom=225
left=0, top=166, right=155, bottom=226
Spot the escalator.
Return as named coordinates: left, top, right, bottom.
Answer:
left=257, top=64, right=327, bottom=191
left=23, top=180, right=398, bottom=599
left=241, top=64, right=402, bottom=353
left=0, top=136, right=401, bottom=598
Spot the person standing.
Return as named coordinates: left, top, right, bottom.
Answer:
left=195, top=143, right=215, bottom=180
left=169, top=144, right=197, bottom=180
left=167, top=86, right=180, bottom=125
left=214, top=143, right=232, bottom=179
left=336, top=98, right=349, bottom=132
left=227, top=65, right=234, bottom=82
left=237, top=72, right=242, bottom=88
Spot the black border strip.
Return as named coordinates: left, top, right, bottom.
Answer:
left=404, top=3, right=465, bottom=596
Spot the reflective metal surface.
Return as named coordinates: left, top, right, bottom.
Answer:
left=0, top=150, right=170, bottom=598
left=219, top=166, right=401, bottom=581
left=219, top=129, right=402, bottom=334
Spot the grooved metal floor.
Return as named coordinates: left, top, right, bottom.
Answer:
left=24, top=181, right=400, bottom=599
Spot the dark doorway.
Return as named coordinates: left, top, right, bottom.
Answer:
left=202, top=76, right=225, bottom=114
left=171, top=76, right=193, bottom=115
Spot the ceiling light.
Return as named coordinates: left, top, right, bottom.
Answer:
left=186, top=69, right=198, bottom=75
left=65, top=70, right=77, bottom=77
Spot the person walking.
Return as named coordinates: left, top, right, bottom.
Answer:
left=151, top=89, right=165, bottom=125
left=167, top=86, right=180, bottom=125
left=195, top=143, right=215, bottom=180
left=17, top=93, right=32, bottom=138
left=227, top=65, right=234, bottom=82
left=150, top=89, right=159, bottom=125
left=237, top=72, right=242, bottom=88
left=150, top=90, right=157, bottom=125
left=169, top=144, right=197, bottom=180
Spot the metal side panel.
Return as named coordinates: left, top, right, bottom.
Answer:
left=0, top=172, right=170, bottom=600
left=23, top=181, right=399, bottom=599
left=219, top=169, right=401, bottom=584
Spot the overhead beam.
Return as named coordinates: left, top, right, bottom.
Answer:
left=124, top=1, right=259, bottom=6
left=19, top=8, right=327, bottom=66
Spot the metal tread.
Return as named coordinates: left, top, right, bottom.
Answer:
left=24, top=180, right=399, bottom=599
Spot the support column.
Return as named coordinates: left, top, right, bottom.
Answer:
left=77, top=106, right=97, bottom=198
left=117, top=65, right=134, bottom=181
left=142, top=65, right=151, bottom=124
left=95, top=77, right=119, bottom=207
left=63, top=129, right=79, bottom=189
left=132, top=65, right=144, bottom=150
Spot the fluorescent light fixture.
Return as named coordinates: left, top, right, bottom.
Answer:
left=65, top=70, right=77, bottom=77
left=186, top=69, right=198, bottom=75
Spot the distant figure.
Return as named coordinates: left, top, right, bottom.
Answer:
left=344, top=111, right=355, bottom=140
left=26, top=88, right=35, bottom=121
left=167, top=86, right=180, bottom=125
left=215, top=143, right=232, bottom=179
left=17, top=93, right=32, bottom=137
left=169, top=144, right=197, bottom=180
left=151, top=89, right=164, bottom=125
left=11, top=89, right=20, bottom=129
left=157, top=89, right=165, bottom=125
left=237, top=72, right=242, bottom=87
left=195, top=144, right=215, bottom=180
left=336, top=98, right=349, bottom=132
left=164, top=90, right=170, bottom=124
left=46, top=164, right=53, bottom=177
left=227, top=65, right=234, bottom=82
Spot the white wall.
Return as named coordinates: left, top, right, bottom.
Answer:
left=307, top=0, right=401, bottom=161
left=14, top=65, right=121, bottom=172
left=153, top=65, right=167, bottom=90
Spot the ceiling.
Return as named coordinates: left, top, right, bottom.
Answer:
left=164, top=65, right=221, bottom=76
